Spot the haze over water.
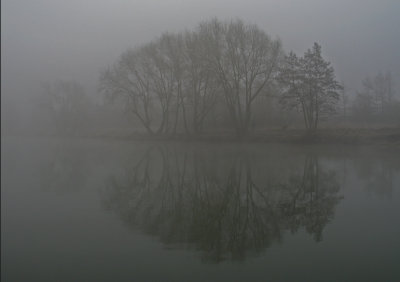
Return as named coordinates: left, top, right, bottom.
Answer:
left=2, top=137, right=400, bottom=281
left=2, top=1, right=400, bottom=281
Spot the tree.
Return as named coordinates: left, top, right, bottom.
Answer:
left=341, top=81, right=349, bottom=118
left=199, top=19, right=282, bottom=136
left=353, top=77, right=376, bottom=119
left=148, top=33, right=186, bottom=135
left=99, top=47, right=157, bottom=135
left=354, top=71, right=394, bottom=116
left=41, top=80, right=89, bottom=134
left=373, top=71, right=394, bottom=114
left=278, top=43, right=342, bottom=131
left=100, top=32, right=209, bottom=136
left=182, top=30, right=219, bottom=135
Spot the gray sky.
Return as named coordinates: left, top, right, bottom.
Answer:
left=2, top=0, right=400, bottom=103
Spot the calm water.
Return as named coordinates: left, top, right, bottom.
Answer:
left=2, top=137, right=400, bottom=281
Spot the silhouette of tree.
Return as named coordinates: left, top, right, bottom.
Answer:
left=278, top=43, right=342, bottom=131
left=200, top=19, right=282, bottom=136
left=41, top=80, right=89, bottom=134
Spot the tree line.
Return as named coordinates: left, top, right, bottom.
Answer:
left=33, top=18, right=398, bottom=137
left=99, top=19, right=341, bottom=136
left=353, top=71, right=396, bottom=120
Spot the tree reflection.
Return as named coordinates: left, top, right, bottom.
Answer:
left=278, top=156, right=342, bottom=242
left=101, top=147, right=343, bottom=262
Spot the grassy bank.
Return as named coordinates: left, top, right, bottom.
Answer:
left=87, top=127, right=400, bottom=146
left=6, top=127, right=399, bottom=146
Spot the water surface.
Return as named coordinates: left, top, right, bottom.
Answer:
left=2, top=137, right=400, bottom=281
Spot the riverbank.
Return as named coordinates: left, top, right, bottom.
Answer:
left=4, top=127, right=399, bottom=146
left=89, top=127, right=400, bottom=146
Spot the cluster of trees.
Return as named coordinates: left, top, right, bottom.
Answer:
left=99, top=19, right=342, bottom=136
left=27, top=18, right=397, bottom=138
left=35, top=80, right=136, bottom=136
left=100, top=19, right=284, bottom=136
left=353, top=71, right=397, bottom=120
left=39, top=80, right=90, bottom=134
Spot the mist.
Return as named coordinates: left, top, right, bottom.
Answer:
left=2, top=1, right=400, bottom=281
left=2, top=1, right=400, bottom=133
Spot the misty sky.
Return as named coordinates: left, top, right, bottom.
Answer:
left=2, top=0, right=400, bottom=104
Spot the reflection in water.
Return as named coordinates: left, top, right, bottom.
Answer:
left=101, top=146, right=343, bottom=262
left=279, top=156, right=341, bottom=242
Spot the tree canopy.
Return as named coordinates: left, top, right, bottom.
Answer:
left=100, top=22, right=349, bottom=136
left=278, top=43, right=342, bottom=131
left=100, top=19, right=282, bottom=136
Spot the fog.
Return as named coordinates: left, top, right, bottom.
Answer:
left=2, top=2, right=400, bottom=280
left=2, top=0, right=399, bottom=109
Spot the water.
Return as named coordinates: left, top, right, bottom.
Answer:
left=2, top=137, right=400, bottom=281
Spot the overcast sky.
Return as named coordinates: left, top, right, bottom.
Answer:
left=2, top=0, right=400, bottom=103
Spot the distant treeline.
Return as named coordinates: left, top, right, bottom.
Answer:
left=6, top=18, right=397, bottom=137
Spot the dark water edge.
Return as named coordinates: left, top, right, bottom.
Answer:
left=2, top=137, right=400, bottom=281
left=58, top=128, right=400, bottom=146
left=4, top=127, right=400, bottom=145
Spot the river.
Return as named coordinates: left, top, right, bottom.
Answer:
left=2, top=137, right=400, bottom=281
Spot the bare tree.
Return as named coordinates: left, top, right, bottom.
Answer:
left=155, top=33, right=186, bottom=134
left=278, top=43, right=342, bottom=131
left=100, top=21, right=348, bottom=137
left=353, top=71, right=395, bottom=119
left=41, top=80, right=88, bottom=134
left=353, top=77, right=377, bottom=119
left=183, top=31, right=219, bottom=135
left=100, top=34, right=188, bottom=136
left=374, top=71, right=394, bottom=113
left=99, top=47, right=156, bottom=134
left=199, top=19, right=282, bottom=136
left=341, top=82, right=349, bottom=118
left=370, top=71, right=394, bottom=114
left=100, top=29, right=220, bottom=136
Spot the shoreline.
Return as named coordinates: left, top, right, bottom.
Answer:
left=99, top=128, right=400, bottom=145
left=6, top=128, right=399, bottom=146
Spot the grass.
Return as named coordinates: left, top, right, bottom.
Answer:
left=88, top=127, right=400, bottom=146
